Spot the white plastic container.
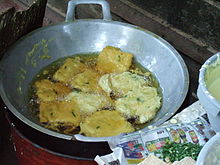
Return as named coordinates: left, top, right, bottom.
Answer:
left=197, top=52, right=220, bottom=132
left=196, top=133, right=220, bottom=165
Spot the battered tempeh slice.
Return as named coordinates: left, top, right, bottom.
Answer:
left=39, top=100, right=81, bottom=134
left=53, top=57, right=87, bottom=84
left=115, top=87, right=161, bottom=124
left=96, top=46, right=133, bottom=73
left=65, top=91, right=113, bottom=115
left=80, top=110, right=134, bottom=137
left=35, top=79, right=71, bottom=102
left=69, top=69, right=103, bottom=93
left=99, top=72, right=151, bottom=97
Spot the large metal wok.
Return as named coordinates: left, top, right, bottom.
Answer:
left=0, top=0, right=189, bottom=141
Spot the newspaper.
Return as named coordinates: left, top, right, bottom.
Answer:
left=95, top=101, right=216, bottom=165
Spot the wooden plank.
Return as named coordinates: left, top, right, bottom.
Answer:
left=127, top=0, right=220, bottom=51
left=107, top=0, right=218, bottom=64
left=0, top=0, right=25, bottom=13
left=41, top=0, right=127, bottom=23
left=0, top=0, right=47, bottom=58
left=181, top=54, right=201, bottom=106
left=16, top=0, right=66, bottom=25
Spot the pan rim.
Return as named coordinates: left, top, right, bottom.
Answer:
left=0, top=19, right=189, bottom=141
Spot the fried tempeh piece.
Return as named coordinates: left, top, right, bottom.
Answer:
left=69, top=69, right=103, bottom=93
left=99, top=72, right=150, bottom=96
left=39, top=100, right=81, bottom=134
left=96, top=46, right=133, bottom=73
left=53, top=57, right=87, bottom=84
left=65, top=91, right=113, bottom=115
left=80, top=110, right=134, bottom=137
left=35, top=79, right=71, bottom=102
left=115, top=87, right=161, bottom=124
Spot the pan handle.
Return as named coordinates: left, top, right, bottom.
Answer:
left=72, top=134, right=123, bottom=142
left=66, top=0, right=112, bottom=22
left=73, top=134, right=110, bottom=142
